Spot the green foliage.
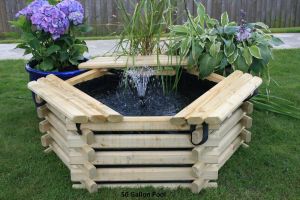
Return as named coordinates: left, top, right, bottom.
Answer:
left=169, top=1, right=283, bottom=78
left=115, top=0, right=174, bottom=56
left=10, top=13, right=91, bottom=71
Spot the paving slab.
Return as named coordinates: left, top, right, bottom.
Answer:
left=0, top=33, right=299, bottom=60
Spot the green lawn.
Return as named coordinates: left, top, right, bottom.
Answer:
left=0, top=49, right=299, bottom=200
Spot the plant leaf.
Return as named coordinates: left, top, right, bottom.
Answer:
left=221, top=12, right=229, bottom=26
left=242, top=47, right=253, bottom=66
left=249, top=45, right=262, bottom=59
left=234, top=55, right=249, bottom=72
left=271, top=36, right=284, bottom=46
left=209, top=42, right=221, bottom=57
left=46, top=45, right=60, bottom=56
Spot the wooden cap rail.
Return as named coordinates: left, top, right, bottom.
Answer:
left=79, top=55, right=188, bottom=69
left=171, top=70, right=262, bottom=126
left=28, top=74, right=123, bottom=123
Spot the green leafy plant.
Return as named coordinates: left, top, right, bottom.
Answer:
left=169, top=2, right=283, bottom=78
left=11, top=0, right=92, bottom=72
left=115, top=0, right=174, bottom=56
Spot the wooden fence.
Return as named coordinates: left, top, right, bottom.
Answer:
left=1, top=0, right=300, bottom=35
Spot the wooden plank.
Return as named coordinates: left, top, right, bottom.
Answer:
left=205, top=76, right=262, bottom=125
left=78, top=55, right=188, bottom=69
left=187, top=73, right=253, bottom=125
left=218, top=136, right=243, bottom=170
left=66, top=69, right=108, bottom=85
left=28, top=81, right=88, bottom=123
left=92, top=133, right=193, bottom=149
left=171, top=71, right=243, bottom=125
left=40, top=77, right=107, bottom=123
left=49, top=141, right=70, bottom=169
left=81, top=116, right=190, bottom=131
left=73, top=182, right=192, bottom=189
left=92, top=151, right=194, bottom=165
left=46, top=75, right=123, bottom=123
left=37, top=105, right=48, bottom=119
left=39, top=120, right=51, bottom=133
left=71, top=167, right=200, bottom=182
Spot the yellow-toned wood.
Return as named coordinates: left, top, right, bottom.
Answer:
left=171, top=71, right=243, bottom=125
left=43, top=146, right=53, bottom=154
left=49, top=141, right=70, bottom=169
left=191, top=130, right=203, bottom=145
left=187, top=73, right=254, bottom=125
left=79, top=55, right=188, bottom=69
left=191, top=179, right=208, bottom=193
left=47, top=126, right=69, bottom=155
left=218, top=136, right=243, bottom=170
left=81, top=116, right=190, bottom=131
left=83, top=162, right=97, bottom=178
left=81, top=179, right=98, bottom=193
left=81, top=144, right=96, bottom=162
left=34, top=94, right=44, bottom=104
left=240, top=129, right=252, bottom=143
left=71, top=167, right=195, bottom=182
left=82, top=129, right=95, bottom=145
left=93, top=133, right=193, bottom=149
left=39, top=77, right=107, bottom=123
left=203, top=123, right=244, bottom=158
left=242, top=101, right=254, bottom=114
left=28, top=81, right=88, bottom=123
left=46, top=103, right=67, bottom=123
left=192, top=162, right=218, bottom=179
left=92, top=151, right=194, bottom=165
left=186, top=68, right=225, bottom=83
left=37, top=105, right=48, bottom=118
left=205, top=77, right=262, bottom=125
left=39, top=120, right=51, bottom=133
left=241, top=115, right=253, bottom=129
left=47, top=75, right=123, bottom=123
left=41, top=133, right=52, bottom=147
left=72, top=182, right=218, bottom=189
left=66, top=69, right=108, bottom=85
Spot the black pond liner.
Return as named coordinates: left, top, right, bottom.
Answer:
left=75, top=70, right=216, bottom=116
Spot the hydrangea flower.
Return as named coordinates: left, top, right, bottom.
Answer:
left=57, top=0, right=84, bottom=25
left=31, top=5, right=69, bottom=40
left=16, top=0, right=49, bottom=18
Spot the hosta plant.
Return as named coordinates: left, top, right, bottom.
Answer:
left=169, top=2, right=283, bottom=78
left=11, top=0, right=92, bottom=71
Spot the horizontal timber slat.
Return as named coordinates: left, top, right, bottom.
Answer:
left=71, top=167, right=216, bottom=182
left=81, top=116, right=190, bottom=131
left=92, top=151, right=193, bottom=165
left=79, top=55, right=188, bottom=69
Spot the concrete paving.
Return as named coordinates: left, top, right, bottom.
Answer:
left=0, top=33, right=299, bottom=60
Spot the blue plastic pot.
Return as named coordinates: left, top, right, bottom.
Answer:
left=25, top=63, right=86, bottom=81
left=26, top=63, right=87, bottom=106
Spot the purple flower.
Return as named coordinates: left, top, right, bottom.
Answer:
left=31, top=5, right=69, bottom=40
left=236, top=26, right=251, bottom=42
left=57, top=0, right=84, bottom=25
left=16, top=0, right=49, bottom=18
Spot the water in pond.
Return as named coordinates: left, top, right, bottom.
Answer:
left=75, top=69, right=216, bottom=116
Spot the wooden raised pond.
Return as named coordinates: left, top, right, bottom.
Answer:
left=28, top=55, right=262, bottom=193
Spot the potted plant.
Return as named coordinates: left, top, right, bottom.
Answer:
left=11, top=0, right=91, bottom=82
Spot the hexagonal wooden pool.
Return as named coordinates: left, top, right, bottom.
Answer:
left=28, top=55, right=262, bottom=193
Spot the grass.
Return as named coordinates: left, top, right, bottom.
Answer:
left=0, top=49, right=299, bottom=199
left=270, top=27, right=300, bottom=33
